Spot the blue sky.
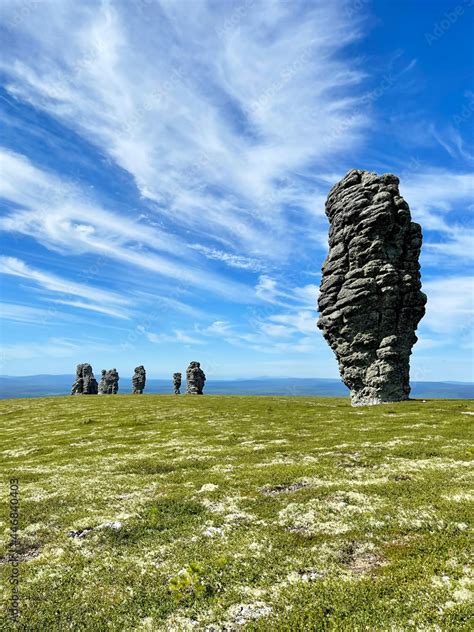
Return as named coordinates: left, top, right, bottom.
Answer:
left=0, top=0, right=473, bottom=380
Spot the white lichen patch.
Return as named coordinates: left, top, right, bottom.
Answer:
left=381, top=457, right=473, bottom=474
left=305, top=472, right=389, bottom=488
left=96, top=521, right=123, bottom=530
left=360, top=438, right=414, bottom=448
left=23, top=490, right=61, bottom=502
left=442, top=491, right=474, bottom=502
left=394, top=508, right=465, bottom=531
left=239, top=586, right=267, bottom=599
left=279, top=491, right=383, bottom=535
left=2, top=447, right=39, bottom=457
left=202, top=525, right=226, bottom=538
left=224, top=511, right=255, bottom=525
left=160, top=613, right=198, bottom=630
left=432, top=568, right=474, bottom=609
left=21, top=522, right=47, bottom=535
left=254, top=457, right=297, bottom=467
left=223, top=602, right=272, bottom=626
left=247, top=541, right=265, bottom=554
left=198, top=483, right=219, bottom=493
left=210, top=464, right=235, bottom=473
left=285, top=568, right=322, bottom=584
left=200, top=495, right=248, bottom=515
left=136, top=616, right=158, bottom=630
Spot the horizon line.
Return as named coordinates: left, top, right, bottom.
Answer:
left=0, top=374, right=473, bottom=385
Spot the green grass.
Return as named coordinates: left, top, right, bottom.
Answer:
left=0, top=395, right=473, bottom=631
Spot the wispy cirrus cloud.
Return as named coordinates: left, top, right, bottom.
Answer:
left=0, top=0, right=369, bottom=260
left=400, top=170, right=474, bottom=227
left=137, top=325, right=205, bottom=346
left=1, top=340, right=80, bottom=362
left=188, top=244, right=267, bottom=272
left=421, top=276, right=474, bottom=336
left=255, top=274, right=318, bottom=308
left=196, top=277, right=319, bottom=354
left=0, top=148, right=252, bottom=301
left=399, top=169, right=474, bottom=267
left=0, top=256, right=130, bottom=319
left=0, top=302, right=59, bottom=325
left=0, top=147, right=183, bottom=258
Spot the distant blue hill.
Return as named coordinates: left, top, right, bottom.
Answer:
left=0, top=375, right=472, bottom=399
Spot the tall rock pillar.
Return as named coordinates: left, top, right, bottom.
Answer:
left=317, top=170, right=426, bottom=406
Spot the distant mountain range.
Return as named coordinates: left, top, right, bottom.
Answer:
left=0, top=375, right=473, bottom=400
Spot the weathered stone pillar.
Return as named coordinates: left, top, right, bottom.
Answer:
left=173, top=372, right=182, bottom=394
left=186, top=362, right=206, bottom=394
left=132, top=366, right=146, bottom=394
left=71, top=363, right=98, bottom=395
left=317, top=170, right=426, bottom=406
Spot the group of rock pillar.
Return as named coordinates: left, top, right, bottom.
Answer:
left=172, top=362, right=206, bottom=394
left=71, top=362, right=206, bottom=395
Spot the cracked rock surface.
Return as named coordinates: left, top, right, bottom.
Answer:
left=173, top=372, right=182, bottom=394
left=98, top=369, right=119, bottom=394
left=71, top=363, right=98, bottom=395
left=317, top=169, right=426, bottom=406
left=132, top=365, right=146, bottom=394
left=186, top=362, right=206, bottom=395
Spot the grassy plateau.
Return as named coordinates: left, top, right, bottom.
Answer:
left=0, top=395, right=473, bottom=631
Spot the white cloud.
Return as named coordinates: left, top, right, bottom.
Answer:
left=0, top=256, right=130, bottom=319
left=258, top=323, right=291, bottom=338
left=0, top=148, right=182, bottom=256
left=425, top=229, right=474, bottom=262
left=51, top=300, right=130, bottom=320
left=255, top=275, right=281, bottom=304
left=0, top=338, right=82, bottom=361
left=138, top=326, right=205, bottom=346
left=255, top=275, right=318, bottom=308
left=421, top=276, right=474, bottom=335
left=269, top=310, right=316, bottom=335
left=397, top=170, right=474, bottom=266
left=204, top=321, right=233, bottom=335
left=431, top=125, right=474, bottom=162
left=197, top=302, right=318, bottom=353
left=0, top=0, right=369, bottom=260
left=0, top=148, right=253, bottom=301
left=189, top=244, right=267, bottom=272
left=400, top=170, right=474, bottom=230
left=292, top=284, right=319, bottom=307
left=0, top=303, right=55, bottom=325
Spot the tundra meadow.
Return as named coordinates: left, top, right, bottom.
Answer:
left=1, top=395, right=472, bottom=630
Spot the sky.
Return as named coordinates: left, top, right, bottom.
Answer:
left=0, top=0, right=473, bottom=381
